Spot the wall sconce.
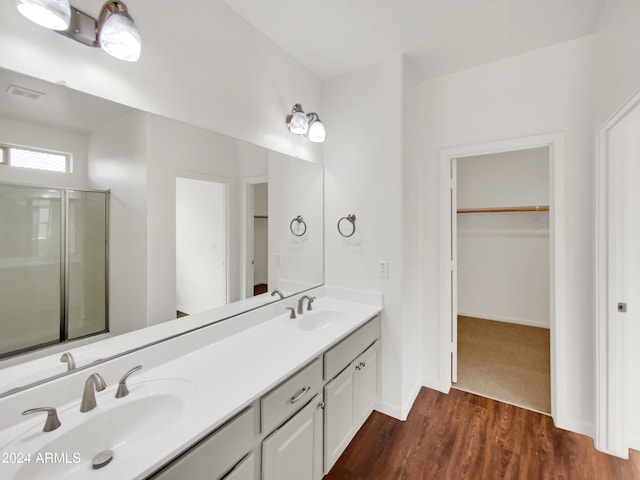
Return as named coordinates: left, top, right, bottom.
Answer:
left=16, top=0, right=142, bottom=62
left=286, top=104, right=326, bottom=143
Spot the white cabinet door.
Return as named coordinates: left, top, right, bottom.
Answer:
left=223, top=453, right=256, bottom=480
left=262, top=394, right=323, bottom=480
left=324, top=341, right=379, bottom=475
left=356, top=342, right=379, bottom=425
left=323, top=364, right=357, bottom=473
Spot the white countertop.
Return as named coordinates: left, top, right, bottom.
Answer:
left=0, top=294, right=382, bottom=480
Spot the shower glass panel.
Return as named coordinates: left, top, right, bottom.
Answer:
left=67, top=190, right=108, bottom=340
left=0, top=184, right=108, bottom=358
left=0, top=184, right=62, bottom=356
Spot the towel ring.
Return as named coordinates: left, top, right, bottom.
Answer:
left=337, top=214, right=356, bottom=238
left=290, top=215, right=307, bottom=237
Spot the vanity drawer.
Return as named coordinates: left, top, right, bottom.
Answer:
left=324, top=314, right=380, bottom=381
left=261, top=357, right=322, bottom=434
left=151, top=407, right=254, bottom=480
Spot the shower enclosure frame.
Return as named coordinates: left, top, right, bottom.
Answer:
left=0, top=182, right=110, bottom=359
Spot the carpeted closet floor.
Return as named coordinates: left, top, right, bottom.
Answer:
left=456, top=315, right=551, bottom=414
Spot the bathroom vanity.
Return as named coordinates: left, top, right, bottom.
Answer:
left=0, top=288, right=382, bottom=480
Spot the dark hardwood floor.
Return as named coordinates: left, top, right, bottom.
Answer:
left=324, top=387, right=640, bottom=480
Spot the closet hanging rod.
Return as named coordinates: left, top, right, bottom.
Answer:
left=457, top=205, right=550, bottom=214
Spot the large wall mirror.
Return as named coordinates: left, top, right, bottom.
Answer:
left=0, top=66, right=323, bottom=395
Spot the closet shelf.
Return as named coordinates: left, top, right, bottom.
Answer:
left=254, top=215, right=268, bottom=219
left=457, top=206, right=549, bottom=214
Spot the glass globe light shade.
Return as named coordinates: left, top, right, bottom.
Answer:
left=308, top=119, right=326, bottom=143
left=16, top=0, right=71, bottom=30
left=99, top=12, right=141, bottom=62
left=288, top=110, right=309, bottom=135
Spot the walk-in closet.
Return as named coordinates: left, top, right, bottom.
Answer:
left=454, top=147, right=551, bottom=413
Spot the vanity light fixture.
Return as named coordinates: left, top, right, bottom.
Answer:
left=16, top=0, right=142, bottom=62
left=16, top=0, right=71, bottom=30
left=286, top=104, right=326, bottom=143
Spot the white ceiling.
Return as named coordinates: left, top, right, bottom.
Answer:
left=220, top=0, right=607, bottom=80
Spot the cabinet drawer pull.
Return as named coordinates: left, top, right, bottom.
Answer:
left=290, top=386, right=311, bottom=404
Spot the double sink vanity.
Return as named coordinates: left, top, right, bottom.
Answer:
left=0, top=287, right=383, bottom=480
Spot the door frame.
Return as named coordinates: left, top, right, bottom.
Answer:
left=595, top=88, right=640, bottom=458
left=243, top=176, right=268, bottom=298
left=439, top=132, right=566, bottom=425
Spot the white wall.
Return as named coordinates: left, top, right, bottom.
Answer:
left=594, top=0, right=640, bottom=126
left=457, top=148, right=549, bottom=209
left=88, top=110, right=149, bottom=335
left=458, top=213, right=550, bottom=327
left=420, top=36, right=596, bottom=435
left=0, top=117, right=89, bottom=188
left=268, top=151, right=323, bottom=291
left=0, top=0, right=323, bottom=164
left=146, top=114, right=239, bottom=325
left=457, top=149, right=550, bottom=328
left=324, top=56, right=422, bottom=419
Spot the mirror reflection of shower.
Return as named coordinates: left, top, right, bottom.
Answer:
left=175, top=177, right=227, bottom=317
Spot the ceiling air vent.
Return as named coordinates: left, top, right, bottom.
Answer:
left=6, top=84, right=46, bottom=101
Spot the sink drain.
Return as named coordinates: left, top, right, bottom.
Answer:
left=92, top=449, right=113, bottom=469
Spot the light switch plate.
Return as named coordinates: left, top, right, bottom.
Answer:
left=377, top=261, right=389, bottom=279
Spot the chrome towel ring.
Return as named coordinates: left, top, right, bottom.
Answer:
left=290, top=215, right=307, bottom=237
left=337, top=214, right=356, bottom=237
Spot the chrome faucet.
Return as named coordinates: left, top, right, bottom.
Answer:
left=22, top=407, right=61, bottom=432
left=115, top=365, right=142, bottom=398
left=271, top=290, right=285, bottom=299
left=80, top=373, right=107, bottom=412
left=297, top=295, right=316, bottom=315
left=60, top=352, right=76, bottom=372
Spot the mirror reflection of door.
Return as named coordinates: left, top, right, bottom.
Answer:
left=175, top=177, right=227, bottom=317
left=252, top=183, right=268, bottom=296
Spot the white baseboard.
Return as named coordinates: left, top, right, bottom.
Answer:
left=553, top=415, right=594, bottom=439
left=629, top=434, right=640, bottom=452
left=375, top=400, right=404, bottom=420
left=375, top=381, right=423, bottom=421
left=458, top=311, right=550, bottom=329
left=423, top=376, right=451, bottom=394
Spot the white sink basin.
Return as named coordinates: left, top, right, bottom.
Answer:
left=4, top=378, right=197, bottom=480
left=297, top=310, right=348, bottom=331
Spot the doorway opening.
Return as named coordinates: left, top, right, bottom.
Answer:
left=454, top=148, right=551, bottom=413
left=245, top=178, right=269, bottom=298
left=175, top=176, right=227, bottom=316
left=439, top=133, right=566, bottom=424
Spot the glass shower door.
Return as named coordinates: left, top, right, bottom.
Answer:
left=0, top=184, right=62, bottom=356
left=67, top=189, right=108, bottom=340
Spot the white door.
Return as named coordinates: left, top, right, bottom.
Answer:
left=262, top=395, right=323, bottom=480
left=597, top=95, right=640, bottom=457
left=609, top=107, right=640, bottom=453
left=324, top=365, right=356, bottom=472
left=355, top=342, right=379, bottom=425
left=222, top=453, right=255, bottom=480
left=176, top=177, right=227, bottom=313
